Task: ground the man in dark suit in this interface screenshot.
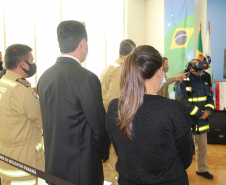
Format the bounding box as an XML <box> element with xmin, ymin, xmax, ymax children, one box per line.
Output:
<box><xmin>37</xmin><ymin>20</ymin><xmax>110</xmax><ymax>185</ymax></box>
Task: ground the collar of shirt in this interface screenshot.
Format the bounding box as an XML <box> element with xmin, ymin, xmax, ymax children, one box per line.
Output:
<box><xmin>6</xmin><ymin>70</ymin><xmax>24</xmax><ymax>80</ymax></box>
<box><xmin>4</xmin><ymin>70</ymin><xmax>31</xmax><ymax>87</ymax></box>
<box><xmin>116</xmin><ymin>57</ymin><xmax>124</xmax><ymax>65</ymax></box>
<box><xmin>59</xmin><ymin>54</ymin><xmax>81</xmax><ymax>65</ymax></box>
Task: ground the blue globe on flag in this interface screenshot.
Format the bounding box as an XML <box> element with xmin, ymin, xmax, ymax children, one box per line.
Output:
<box><xmin>207</xmin><ymin>55</ymin><xmax>211</xmax><ymax>65</ymax></box>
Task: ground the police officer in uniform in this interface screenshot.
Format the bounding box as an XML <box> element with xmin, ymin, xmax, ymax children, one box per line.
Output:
<box><xmin>175</xmin><ymin>59</ymin><xmax>214</xmax><ymax>180</ymax></box>
<box><xmin>0</xmin><ymin>44</ymin><xmax>44</xmax><ymax>185</ymax></box>
<box><xmin>100</xmin><ymin>39</ymin><xmax>136</xmax><ymax>111</ymax></box>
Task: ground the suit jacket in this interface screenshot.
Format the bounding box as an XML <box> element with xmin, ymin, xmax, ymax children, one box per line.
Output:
<box><xmin>37</xmin><ymin>56</ymin><xmax>110</xmax><ymax>185</ymax></box>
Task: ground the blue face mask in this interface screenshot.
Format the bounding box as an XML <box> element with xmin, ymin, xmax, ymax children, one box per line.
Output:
<box><xmin>161</xmin><ymin>74</ymin><xmax>166</xmax><ymax>88</ymax></box>
<box><xmin>158</xmin><ymin>69</ymin><xmax>166</xmax><ymax>92</ymax></box>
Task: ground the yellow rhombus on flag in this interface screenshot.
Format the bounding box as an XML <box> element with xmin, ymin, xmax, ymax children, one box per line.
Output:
<box><xmin>170</xmin><ymin>28</ymin><xmax>194</xmax><ymax>50</ymax></box>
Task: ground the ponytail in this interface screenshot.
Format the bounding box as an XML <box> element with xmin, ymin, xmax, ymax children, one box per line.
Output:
<box><xmin>118</xmin><ymin>53</ymin><xmax>145</xmax><ymax>140</ymax></box>
<box><xmin>117</xmin><ymin>45</ymin><xmax>162</xmax><ymax>140</ymax></box>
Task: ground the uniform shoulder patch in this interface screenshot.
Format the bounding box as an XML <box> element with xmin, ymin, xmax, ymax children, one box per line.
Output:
<box><xmin>32</xmin><ymin>91</ymin><xmax>39</xmax><ymax>99</ymax></box>
<box><xmin>16</xmin><ymin>78</ymin><xmax>31</xmax><ymax>88</ymax></box>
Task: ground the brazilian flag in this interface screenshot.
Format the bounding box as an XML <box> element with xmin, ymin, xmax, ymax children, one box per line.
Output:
<box><xmin>170</xmin><ymin>28</ymin><xmax>194</xmax><ymax>50</ymax></box>
<box><xmin>165</xmin><ymin>0</ymin><xmax>194</xmax><ymax>94</ymax></box>
<box><xmin>196</xmin><ymin>30</ymin><xmax>203</xmax><ymax>57</ymax></box>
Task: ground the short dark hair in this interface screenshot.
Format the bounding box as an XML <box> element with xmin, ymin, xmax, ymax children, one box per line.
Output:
<box><xmin>161</xmin><ymin>57</ymin><xmax>168</xmax><ymax>66</ymax></box>
<box><xmin>119</xmin><ymin>39</ymin><xmax>136</xmax><ymax>56</ymax></box>
<box><xmin>57</xmin><ymin>20</ymin><xmax>87</xmax><ymax>53</ymax></box>
<box><xmin>5</xmin><ymin>44</ymin><xmax>32</xmax><ymax>70</ymax></box>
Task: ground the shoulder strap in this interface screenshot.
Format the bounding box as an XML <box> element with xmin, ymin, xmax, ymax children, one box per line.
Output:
<box><xmin>16</xmin><ymin>78</ymin><xmax>31</xmax><ymax>88</ymax></box>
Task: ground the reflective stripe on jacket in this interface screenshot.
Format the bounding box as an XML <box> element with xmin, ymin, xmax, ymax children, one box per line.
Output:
<box><xmin>11</xmin><ymin>179</ymin><xmax>37</xmax><ymax>185</ymax></box>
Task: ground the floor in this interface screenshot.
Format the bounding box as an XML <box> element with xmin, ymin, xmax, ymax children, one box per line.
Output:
<box><xmin>187</xmin><ymin>144</ymin><xmax>226</xmax><ymax>185</ymax></box>
<box><xmin>38</xmin><ymin>144</ymin><xmax>226</xmax><ymax>185</ymax></box>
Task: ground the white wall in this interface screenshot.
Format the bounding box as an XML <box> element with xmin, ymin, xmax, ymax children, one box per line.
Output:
<box><xmin>145</xmin><ymin>0</ymin><xmax>164</xmax><ymax>55</ymax></box>
<box><xmin>126</xmin><ymin>0</ymin><xmax>164</xmax><ymax>53</ymax></box>
<box><xmin>126</xmin><ymin>0</ymin><xmax>146</xmax><ymax>46</ymax></box>
<box><xmin>194</xmin><ymin>0</ymin><xmax>207</xmax><ymax>56</ymax></box>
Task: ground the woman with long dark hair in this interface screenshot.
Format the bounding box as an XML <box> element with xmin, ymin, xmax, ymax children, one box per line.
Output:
<box><xmin>106</xmin><ymin>45</ymin><xmax>193</xmax><ymax>185</ymax></box>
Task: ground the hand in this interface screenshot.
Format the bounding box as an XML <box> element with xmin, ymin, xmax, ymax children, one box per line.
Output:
<box><xmin>210</xmin><ymin>87</ymin><xmax>214</xmax><ymax>94</ymax></box>
<box><xmin>176</xmin><ymin>72</ymin><xmax>188</xmax><ymax>81</ymax></box>
<box><xmin>211</xmin><ymin>78</ymin><xmax>219</xmax><ymax>83</ymax></box>
<box><xmin>199</xmin><ymin>110</ymin><xmax>210</xmax><ymax>119</ymax></box>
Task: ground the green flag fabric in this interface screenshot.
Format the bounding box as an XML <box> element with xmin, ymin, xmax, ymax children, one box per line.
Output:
<box><xmin>196</xmin><ymin>30</ymin><xmax>203</xmax><ymax>57</ymax></box>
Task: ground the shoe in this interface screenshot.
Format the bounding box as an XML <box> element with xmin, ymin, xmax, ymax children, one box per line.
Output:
<box><xmin>196</xmin><ymin>171</ymin><xmax>214</xmax><ymax>179</ymax></box>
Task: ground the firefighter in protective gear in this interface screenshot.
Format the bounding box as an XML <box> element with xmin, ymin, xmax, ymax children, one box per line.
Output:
<box><xmin>0</xmin><ymin>44</ymin><xmax>44</xmax><ymax>185</ymax></box>
<box><xmin>175</xmin><ymin>59</ymin><xmax>214</xmax><ymax>180</ymax></box>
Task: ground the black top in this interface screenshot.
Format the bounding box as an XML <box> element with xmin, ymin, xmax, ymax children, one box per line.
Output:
<box><xmin>37</xmin><ymin>57</ymin><xmax>110</xmax><ymax>185</ymax></box>
<box><xmin>107</xmin><ymin>95</ymin><xmax>193</xmax><ymax>185</ymax></box>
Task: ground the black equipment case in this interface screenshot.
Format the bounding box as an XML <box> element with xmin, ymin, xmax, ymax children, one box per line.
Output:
<box><xmin>207</xmin><ymin>109</ymin><xmax>226</xmax><ymax>144</ymax></box>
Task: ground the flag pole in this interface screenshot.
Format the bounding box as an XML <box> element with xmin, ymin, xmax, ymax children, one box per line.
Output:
<box><xmin>208</xmin><ymin>21</ymin><xmax>210</xmax><ymax>35</ymax></box>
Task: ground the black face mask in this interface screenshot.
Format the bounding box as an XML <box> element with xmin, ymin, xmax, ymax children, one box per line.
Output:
<box><xmin>21</xmin><ymin>60</ymin><xmax>37</xmax><ymax>77</ymax></box>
